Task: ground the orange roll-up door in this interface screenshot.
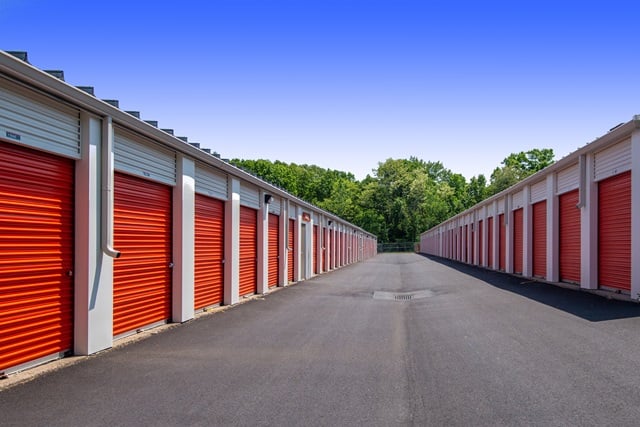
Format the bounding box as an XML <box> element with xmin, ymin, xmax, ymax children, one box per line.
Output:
<box><xmin>194</xmin><ymin>194</ymin><xmax>224</xmax><ymax>310</ymax></box>
<box><xmin>478</xmin><ymin>220</ymin><xmax>484</xmax><ymax>266</ymax></box>
<box><xmin>268</xmin><ymin>213</ymin><xmax>279</xmax><ymax>287</ymax></box>
<box><xmin>322</xmin><ymin>227</ymin><xmax>327</xmax><ymax>271</ymax></box>
<box><xmin>239</xmin><ymin>206</ymin><xmax>257</xmax><ymax>297</ymax></box>
<box><xmin>487</xmin><ymin>217</ymin><xmax>494</xmax><ymax>268</ymax></box>
<box><xmin>513</xmin><ymin>209</ymin><xmax>523</xmax><ymax>274</ymax></box>
<box><xmin>288</xmin><ymin>219</ymin><xmax>295</xmax><ymax>282</ymax></box>
<box><xmin>330</xmin><ymin>229</ymin><xmax>335</xmax><ymax>269</ymax></box>
<box><xmin>598</xmin><ymin>171</ymin><xmax>631</xmax><ymax>291</ymax></box>
<box><xmin>498</xmin><ymin>214</ymin><xmax>506</xmax><ymax>271</ymax></box>
<box><xmin>532</xmin><ymin>201</ymin><xmax>547</xmax><ymax>278</ymax></box>
<box><xmin>559</xmin><ymin>189</ymin><xmax>580</xmax><ymax>284</ymax></box>
<box><xmin>0</xmin><ymin>141</ymin><xmax>74</xmax><ymax>372</ymax></box>
<box><xmin>313</xmin><ymin>225</ymin><xmax>318</xmax><ymax>274</ymax></box>
<box><xmin>113</xmin><ymin>173</ymin><xmax>172</xmax><ymax>336</ymax></box>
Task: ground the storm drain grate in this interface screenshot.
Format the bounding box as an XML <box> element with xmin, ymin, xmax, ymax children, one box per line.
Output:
<box><xmin>373</xmin><ymin>290</ymin><xmax>434</xmax><ymax>301</ymax></box>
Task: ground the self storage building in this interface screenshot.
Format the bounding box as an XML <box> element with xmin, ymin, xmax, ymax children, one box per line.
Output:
<box><xmin>0</xmin><ymin>50</ymin><xmax>378</xmax><ymax>375</ymax></box>
<box><xmin>420</xmin><ymin>115</ymin><xmax>640</xmax><ymax>300</ymax></box>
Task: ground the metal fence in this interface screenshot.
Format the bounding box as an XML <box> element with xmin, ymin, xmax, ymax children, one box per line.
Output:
<box><xmin>377</xmin><ymin>242</ymin><xmax>418</xmax><ymax>253</ymax></box>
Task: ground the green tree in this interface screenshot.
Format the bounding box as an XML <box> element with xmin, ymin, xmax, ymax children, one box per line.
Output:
<box><xmin>487</xmin><ymin>148</ymin><xmax>554</xmax><ymax>195</ymax></box>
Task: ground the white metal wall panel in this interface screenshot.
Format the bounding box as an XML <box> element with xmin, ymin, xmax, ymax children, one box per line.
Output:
<box><xmin>0</xmin><ymin>79</ymin><xmax>80</xmax><ymax>159</ymax></box>
<box><xmin>195</xmin><ymin>163</ymin><xmax>228</xmax><ymax>200</ymax></box>
<box><xmin>556</xmin><ymin>163</ymin><xmax>579</xmax><ymax>195</ymax></box>
<box><xmin>512</xmin><ymin>190</ymin><xmax>524</xmax><ymax>209</ymax></box>
<box><xmin>239</xmin><ymin>183</ymin><xmax>260</xmax><ymax>208</ymax></box>
<box><xmin>289</xmin><ymin>203</ymin><xmax>297</xmax><ymax>219</ymax></box>
<box><xmin>497</xmin><ymin>198</ymin><xmax>505</xmax><ymax>214</ymax></box>
<box><xmin>268</xmin><ymin>196</ymin><xmax>281</xmax><ymax>215</ymax></box>
<box><xmin>487</xmin><ymin>203</ymin><xmax>495</xmax><ymax>217</ymax></box>
<box><xmin>530</xmin><ymin>180</ymin><xmax>547</xmax><ymax>203</ymax></box>
<box><xmin>594</xmin><ymin>139</ymin><xmax>631</xmax><ymax>182</ymax></box>
<box><xmin>114</xmin><ymin>128</ymin><xmax>176</xmax><ymax>185</ymax></box>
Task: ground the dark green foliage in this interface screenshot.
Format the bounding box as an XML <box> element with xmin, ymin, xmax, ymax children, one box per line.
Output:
<box><xmin>230</xmin><ymin>148</ymin><xmax>554</xmax><ymax>243</ymax></box>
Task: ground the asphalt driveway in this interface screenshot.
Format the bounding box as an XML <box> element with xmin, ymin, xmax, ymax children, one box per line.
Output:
<box><xmin>2</xmin><ymin>253</ymin><xmax>640</xmax><ymax>426</ymax></box>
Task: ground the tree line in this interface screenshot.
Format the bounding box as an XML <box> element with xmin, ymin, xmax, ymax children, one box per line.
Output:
<box><xmin>231</xmin><ymin>148</ymin><xmax>554</xmax><ymax>243</ymax></box>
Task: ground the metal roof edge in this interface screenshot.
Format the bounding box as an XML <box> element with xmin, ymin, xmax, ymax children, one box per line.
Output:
<box><xmin>0</xmin><ymin>51</ymin><xmax>375</xmax><ymax>238</ymax></box>
<box><xmin>421</xmin><ymin>116</ymin><xmax>640</xmax><ymax>236</ymax></box>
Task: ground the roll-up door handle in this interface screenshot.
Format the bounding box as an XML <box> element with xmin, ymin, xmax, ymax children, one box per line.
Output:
<box><xmin>67</xmin><ymin>270</ymin><xmax>73</xmax><ymax>277</ymax></box>
<box><xmin>168</xmin><ymin>262</ymin><xmax>174</xmax><ymax>268</ymax></box>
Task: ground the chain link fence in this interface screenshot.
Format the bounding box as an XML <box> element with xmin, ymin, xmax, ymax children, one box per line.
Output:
<box><xmin>377</xmin><ymin>242</ymin><xmax>419</xmax><ymax>253</ymax></box>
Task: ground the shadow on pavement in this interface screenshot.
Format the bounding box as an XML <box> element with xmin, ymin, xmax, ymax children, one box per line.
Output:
<box><xmin>420</xmin><ymin>254</ymin><xmax>640</xmax><ymax>322</ymax></box>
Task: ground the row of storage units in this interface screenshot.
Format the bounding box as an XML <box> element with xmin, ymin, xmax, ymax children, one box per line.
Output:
<box><xmin>420</xmin><ymin>116</ymin><xmax>640</xmax><ymax>300</ymax></box>
<box><xmin>0</xmin><ymin>51</ymin><xmax>378</xmax><ymax>375</ymax></box>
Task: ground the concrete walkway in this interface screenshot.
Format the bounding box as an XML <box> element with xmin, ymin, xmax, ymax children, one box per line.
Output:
<box><xmin>2</xmin><ymin>253</ymin><xmax>640</xmax><ymax>426</ymax></box>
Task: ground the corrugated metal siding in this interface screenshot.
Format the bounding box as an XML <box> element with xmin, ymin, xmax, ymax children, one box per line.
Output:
<box><xmin>289</xmin><ymin>204</ymin><xmax>297</xmax><ymax>220</ymax></box>
<box><xmin>194</xmin><ymin>194</ymin><xmax>225</xmax><ymax>310</ymax></box>
<box><xmin>113</xmin><ymin>173</ymin><xmax>172</xmax><ymax>336</ymax></box>
<box><xmin>556</xmin><ymin>163</ymin><xmax>579</xmax><ymax>195</ymax></box>
<box><xmin>512</xmin><ymin>191</ymin><xmax>524</xmax><ymax>210</ymax></box>
<box><xmin>513</xmin><ymin>208</ymin><xmax>523</xmax><ymax>274</ymax></box>
<box><xmin>195</xmin><ymin>164</ymin><xmax>228</xmax><ymax>201</ymax></box>
<box><xmin>598</xmin><ymin>171</ymin><xmax>631</xmax><ymax>290</ymax></box>
<box><xmin>268</xmin><ymin>213</ymin><xmax>279</xmax><ymax>287</ymax></box>
<box><xmin>497</xmin><ymin>198</ymin><xmax>505</xmax><ymax>215</ymax></box>
<box><xmin>239</xmin><ymin>206</ymin><xmax>257</xmax><ymax>296</ymax></box>
<box><xmin>268</xmin><ymin>197</ymin><xmax>281</xmax><ymax>215</ymax></box>
<box><xmin>0</xmin><ymin>79</ymin><xmax>80</xmax><ymax>159</ymax></box>
<box><xmin>594</xmin><ymin>139</ymin><xmax>631</xmax><ymax>182</ymax></box>
<box><xmin>532</xmin><ymin>201</ymin><xmax>547</xmax><ymax>278</ymax></box>
<box><xmin>114</xmin><ymin>129</ymin><xmax>176</xmax><ymax>186</ymax></box>
<box><xmin>0</xmin><ymin>141</ymin><xmax>74</xmax><ymax>372</ymax></box>
<box><xmin>559</xmin><ymin>189</ymin><xmax>580</xmax><ymax>284</ymax></box>
<box><xmin>239</xmin><ymin>184</ymin><xmax>259</xmax><ymax>209</ymax></box>
<box><xmin>530</xmin><ymin>180</ymin><xmax>547</xmax><ymax>204</ymax></box>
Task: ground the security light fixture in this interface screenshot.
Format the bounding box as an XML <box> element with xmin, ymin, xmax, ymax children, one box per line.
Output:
<box><xmin>264</xmin><ymin>194</ymin><xmax>273</xmax><ymax>204</ymax></box>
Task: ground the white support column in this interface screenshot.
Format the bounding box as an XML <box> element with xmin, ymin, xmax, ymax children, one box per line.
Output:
<box><xmin>279</xmin><ymin>198</ymin><xmax>288</xmax><ymax>286</ymax></box>
<box><xmin>172</xmin><ymin>155</ymin><xmax>195</xmax><ymax>323</ymax></box>
<box><xmin>581</xmin><ymin>153</ymin><xmax>598</xmax><ymax>290</ymax></box>
<box><xmin>547</xmin><ymin>174</ymin><xmax>559</xmax><ymax>282</ymax></box>
<box><xmin>505</xmin><ymin>196</ymin><xmax>513</xmax><ymax>273</ymax></box>
<box><xmin>257</xmin><ymin>191</ymin><xmax>269</xmax><ymax>294</ymax></box>
<box><xmin>631</xmin><ymin>129</ymin><xmax>640</xmax><ymax>300</ymax></box>
<box><xmin>224</xmin><ymin>178</ymin><xmax>240</xmax><ymax>304</ymax></box>
<box><xmin>523</xmin><ymin>186</ymin><xmax>532</xmax><ymax>278</ymax></box>
<box><xmin>75</xmin><ymin>113</ymin><xmax>113</xmax><ymax>355</ymax></box>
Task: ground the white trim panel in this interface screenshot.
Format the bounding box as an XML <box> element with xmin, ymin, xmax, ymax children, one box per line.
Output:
<box><xmin>0</xmin><ymin>78</ymin><xmax>80</xmax><ymax>159</ymax></box>
<box><xmin>512</xmin><ymin>190</ymin><xmax>524</xmax><ymax>210</ymax></box>
<box><xmin>195</xmin><ymin>162</ymin><xmax>228</xmax><ymax>200</ymax></box>
<box><xmin>530</xmin><ymin>180</ymin><xmax>546</xmax><ymax>203</ymax></box>
<box><xmin>594</xmin><ymin>138</ymin><xmax>631</xmax><ymax>182</ymax></box>
<box><xmin>556</xmin><ymin>163</ymin><xmax>579</xmax><ymax>195</ymax></box>
<box><xmin>114</xmin><ymin>127</ymin><xmax>177</xmax><ymax>185</ymax></box>
<box><xmin>239</xmin><ymin>182</ymin><xmax>260</xmax><ymax>208</ymax></box>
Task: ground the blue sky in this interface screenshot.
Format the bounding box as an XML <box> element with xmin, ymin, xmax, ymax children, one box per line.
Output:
<box><xmin>2</xmin><ymin>0</ymin><xmax>639</xmax><ymax>180</ymax></box>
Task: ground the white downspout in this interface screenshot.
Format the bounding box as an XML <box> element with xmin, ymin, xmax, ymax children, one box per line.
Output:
<box><xmin>101</xmin><ymin>116</ymin><xmax>121</xmax><ymax>258</ymax></box>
